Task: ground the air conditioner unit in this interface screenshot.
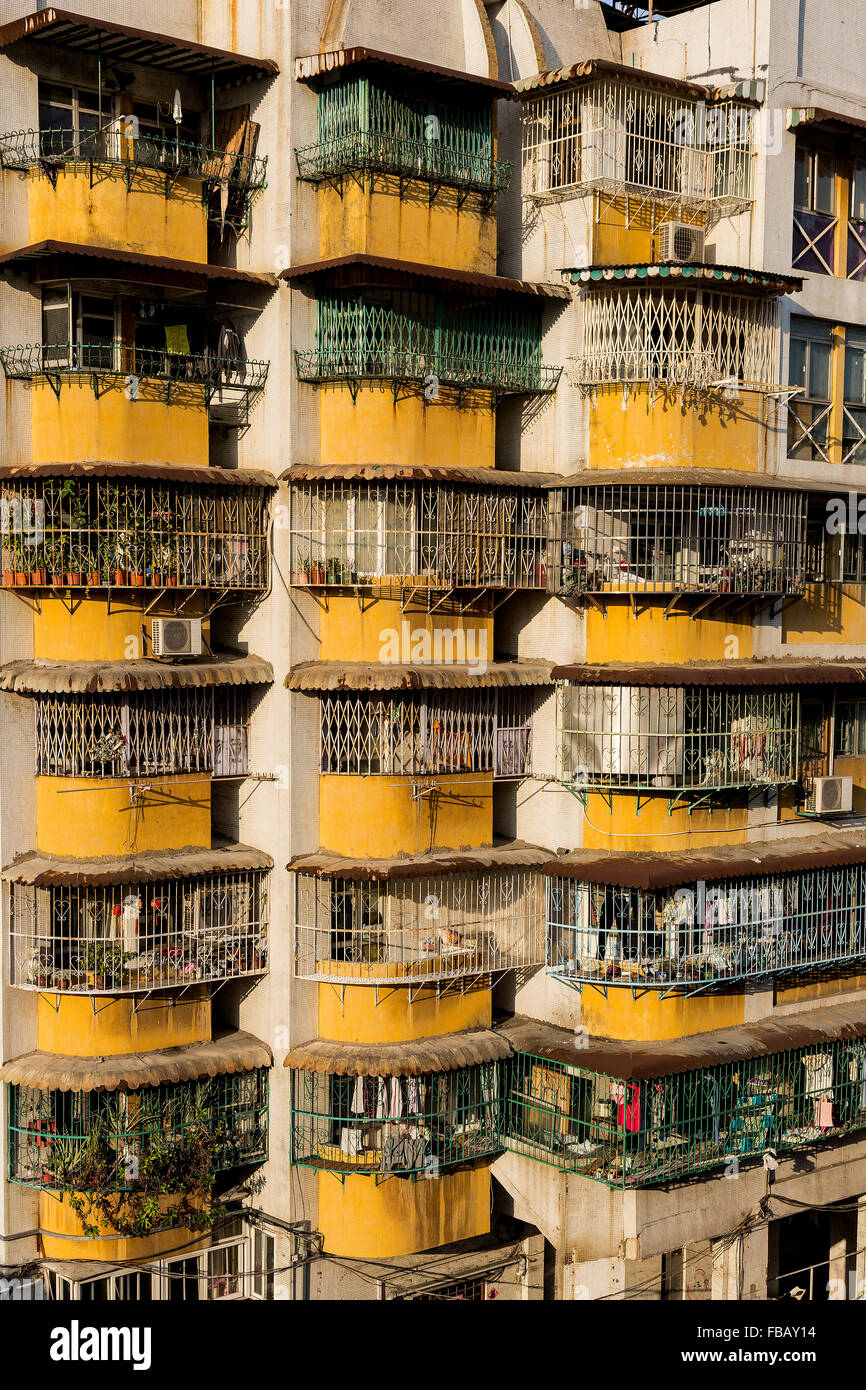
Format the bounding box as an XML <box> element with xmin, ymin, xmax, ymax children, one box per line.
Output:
<box><xmin>810</xmin><ymin>775</ymin><xmax>854</xmax><ymax>815</ymax></box>
<box><xmin>151</xmin><ymin>617</ymin><xmax>203</xmax><ymax>658</ymax></box>
<box><xmin>658</xmin><ymin>221</ymin><xmax>706</xmax><ymax>264</ymax></box>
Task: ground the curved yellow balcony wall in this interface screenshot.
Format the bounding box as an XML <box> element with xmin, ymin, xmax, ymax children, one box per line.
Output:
<box><xmin>831</xmin><ymin>757</ymin><xmax>866</xmax><ymax>812</ymax></box>
<box><xmin>37</xmin><ymin>991</ymin><xmax>211</xmax><ymax>1057</ymax></box>
<box><xmin>782</xmin><ymin>584</ymin><xmax>864</xmax><ymax>645</ymax></box>
<box><xmin>317</xmin><ymin>600</ymin><xmax>492</xmax><ymax>664</ymax></box>
<box><xmin>36</xmin><ymin>775</ymin><xmax>211</xmax><ymax>857</ymax></box>
<box><xmin>316</xmin><ymin>1163</ymin><xmax>490</xmax><ymax>1258</ymax></box>
<box><xmin>33</xmin><ymin>596</ymin><xmax>210</xmax><ymax>662</ymax></box>
<box><xmin>581</xmin><ymin>793</ymin><xmax>749</xmax><ymax>852</ymax></box>
<box><xmin>27</xmin><ymin>166</ymin><xmax>207</xmax><ymax>261</ymax></box>
<box><xmin>318</xmin><ymin>981</ymin><xmax>491</xmax><ymax>1044</ymax></box>
<box><xmin>319</xmin><ymin>773</ymin><xmax>493</xmax><ymax>858</ymax></box>
<box><xmin>317</xmin><ymin>181</ymin><xmax>496</xmax><ymax>273</ymax></box>
<box><xmin>39</xmin><ymin>1191</ymin><xmax>208</xmax><ymax>1263</ymax></box>
<box><xmin>585</xmin><ymin>604</ymin><xmax>755</xmax><ymax>664</ymax></box>
<box><xmin>579</xmin><ymin>984</ymin><xmax>747</xmax><ymax>1042</ymax></box>
<box><xmin>28</xmin><ymin>378</ymin><xmax>208</xmax><ymax>468</ymax></box>
<box><xmin>316</xmin><ymin>385</ymin><xmax>495</xmax><ymax>469</ymax></box>
<box><xmin>587</xmin><ymin>385</ymin><xmax>776</xmax><ymax>472</ymax></box>
<box><xmin>777</xmin><ymin>968</ymin><xmax>866</xmax><ymax>1008</ymax></box>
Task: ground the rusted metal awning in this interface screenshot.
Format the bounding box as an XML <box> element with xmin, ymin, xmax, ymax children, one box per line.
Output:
<box><xmin>514</xmin><ymin>57</ymin><xmax>753</xmax><ymax>103</ymax></box>
<box><xmin>0</xmin><ymin>9</ymin><xmax>278</xmax><ymax>84</ymax></box>
<box><xmin>0</xmin><ymin>1031</ymin><xmax>273</xmax><ymax>1092</ymax></box>
<box><xmin>285</xmin><ymin>1029</ymin><xmax>511</xmax><ymax>1076</ymax></box>
<box><xmin>497</xmin><ymin>1003</ymin><xmax>866</xmax><ymax>1080</ymax></box>
<box><xmin>0</xmin><ymin>462</ymin><xmax>276</xmax><ymax>488</ymax></box>
<box><xmin>280</xmin><ymin>254</ymin><xmax>570</xmax><ymax>301</ymax></box>
<box><xmin>0</xmin><ymin>242</ymin><xmax>276</xmax><ymax>290</ymax></box>
<box><xmin>287</xmin><ymin>660</ymin><xmax>554</xmax><ymax>692</ymax></box>
<box><xmin>551</xmin><ymin>659</ymin><xmax>866</xmax><ymax>688</ymax></box>
<box><xmin>544</xmin><ymin>831</ymin><xmax>866</xmax><ymax>890</ymax></box>
<box><xmin>567</xmin><ymin>263</ymin><xmax>802</xmax><ymax>294</ymax></box>
<box><xmin>295</xmin><ymin>48</ymin><xmax>512</xmax><ymax>96</ymax></box>
<box><xmin>0</xmin><ymin>653</ymin><xmax>273</xmax><ymax>695</ymax></box>
<box><xmin>2</xmin><ymin>842</ymin><xmax>273</xmax><ymax>888</ymax></box>
<box><xmin>281</xmin><ymin>463</ymin><xmax>560</xmax><ymax>488</ymax></box>
<box><xmin>787</xmin><ymin>106</ymin><xmax>866</xmax><ymax>136</ymax></box>
<box><xmin>289</xmin><ymin>840</ymin><xmax>552</xmax><ymax>881</ymax></box>
<box><xmin>554</xmin><ymin>466</ymin><xmax>845</xmax><ymax>495</ymax></box>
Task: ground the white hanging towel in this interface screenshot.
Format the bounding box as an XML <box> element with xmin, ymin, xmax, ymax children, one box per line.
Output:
<box><xmin>389</xmin><ymin>1077</ymin><xmax>404</xmax><ymax>1119</ymax></box>
<box><xmin>350</xmin><ymin>1075</ymin><xmax>365</xmax><ymax>1116</ymax></box>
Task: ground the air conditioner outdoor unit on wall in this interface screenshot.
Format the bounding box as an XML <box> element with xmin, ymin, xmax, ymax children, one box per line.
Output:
<box><xmin>810</xmin><ymin>775</ymin><xmax>854</xmax><ymax>815</ymax></box>
<box><xmin>151</xmin><ymin>617</ymin><xmax>203</xmax><ymax>658</ymax></box>
<box><xmin>658</xmin><ymin>221</ymin><xmax>706</xmax><ymax>264</ymax></box>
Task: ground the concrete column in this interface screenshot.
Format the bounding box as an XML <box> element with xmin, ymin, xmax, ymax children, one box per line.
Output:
<box><xmin>828</xmin><ymin>1211</ymin><xmax>855</xmax><ymax>1300</ymax></box>
<box><xmin>711</xmin><ymin>1222</ymin><xmax>769</xmax><ymax>1301</ymax></box>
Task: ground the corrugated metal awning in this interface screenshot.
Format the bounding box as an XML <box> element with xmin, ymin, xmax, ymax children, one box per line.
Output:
<box><xmin>281</xmin><ymin>463</ymin><xmax>560</xmax><ymax>488</ymax></box>
<box><xmin>0</xmin><ymin>1031</ymin><xmax>273</xmax><ymax>1092</ymax></box>
<box><xmin>515</xmin><ymin>57</ymin><xmax>719</xmax><ymax>101</ymax></box>
<box><xmin>0</xmin><ymin>9</ymin><xmax>278</xmax><ymax>84</ymax></box>
<box><xmin>285</xmin><ymin>1028</ymin><xmax>511</xmax><ymax>1075</ymax></box>
<box><xmin>544</xmin><ymin>831</ymin><xmax>866</xmax><ymax>890</ymax></box>
<box><xmin>554</xmin><ymin>466</ymin><xmax>847</xmax><ymax>495</ymax></box>
<box><xmin>289</xmin><ymin>840</ymin><xmax>552</xmax><ymax>881</ymax></box>
<box><xmin>551</xmin><ymin>659</ymin><xmax>866</xmax><ymax>688</ymax></box>
<box><xmin>280</xmin><ymin>254</ymin><xmax>570</xmax><ymax>300</ymax></box>
<box><xmin>0</xmin><ymin>653</ymin><xmax>273</xmax><ymax>695</ymax></box>
<box><xmin>295</xmin><ymin>47</ymin><xmax>512</xmax><ymax>96</ymax></box>
<box><xmin>2</xmin><ymin>842</ymin><xmax>273</xmax><ymax>888</ymax></box>
<box><xmin>287</xmin><ymin>660</ymin><xmax>554</xmax><ymax>692</ymax></box>
<box><xmin>0</xmin><ymin>462</ymin><xmax>276</xmax><ymax>488</ymax></box>
<box><xmin>0</xmin><ymin>242</ymin><xmax>276</xmax><ymax>289</ymax></box>
<box><xmin>787</xmin><ymin>106</ymin><xmax>866</xmax><ymax>135</ymax></box>
<box><xmin>566</xmin><ymin>263</ymin><xmax>801</xmax><ymax>294</ymax></box>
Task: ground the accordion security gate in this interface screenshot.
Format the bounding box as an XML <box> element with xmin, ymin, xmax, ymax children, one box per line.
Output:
<box><xmin>547</xmin><ymin>863</ymin><xmax>866</xmax><ymax>991</ymax></box>
<box><xmin>10</xmin><ymin>870</ymin><xmax>269</xmax><ymax>994</ymax></box>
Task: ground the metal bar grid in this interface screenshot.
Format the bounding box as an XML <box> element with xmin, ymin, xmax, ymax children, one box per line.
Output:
<box><xmin>503</xmin><ymin>1039</ymin><xmax>866</xmax><ymax>1187</ymax></box>
<box><xmin>293</xmin><ymin>866</ymin><xmax>545</xmax><ymax>984</ymax></box>
<box><xmin>556</xmin><ymin>683</ymin><xmax>799</xmax><ymax>792</ymax></box>
<box><xmin>10</xmin><ymin>869</ymin><xmax>269</xmax><ymax>994</ymax></box>
<box><xmin>547</xmin><ymin>862</ymin><xmax>866</xmax><ymax>989</ymax></box>
<box><xmin>0</xmin><ymin>476</ymin><xmax>269</xmax><ymax>590</ymax></box>
<box><xmin>7</xmin><ymin>1072</ymin><xmax>269</xmax><ymax>1189</ymax></box>
<box><xmin>573</xmin><ymin>285</ymin><xmax>779</xmax><ymax>387</ymax></box>
<box><xmin>290</xmin><ymin>479</ymin><xmax>548</xmax><ymax>589</ymax></box>
<box><xmin>290</xmin><ymin>1064</ymin><xmax>501</xmax><ymax>1175</ymax></box>
<box><xmin>34</xmin><ymin>687</ymin><xmax>251</xmax><ymax>779</ymax></box>
<box><xmin>552</xmin><ymin>482</ymin><xmax>808</xmax><ymax>597</ymax></box>
<box><xmin>319</xmin><ymin>689</ymin><xmax>533</xmax><ymax>778</ymax></box>
<box><xmin>521</xmin><ymin>80</ymin><xmax>754</xmax><ymax>215</ymax></box>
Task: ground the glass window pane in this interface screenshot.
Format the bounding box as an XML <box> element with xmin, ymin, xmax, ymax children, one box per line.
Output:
<box><xmin>789</xmin><ymin>337</ymin><xmax>807</xmax><ymax>391</ymax></box>
<box><xmin>814</xmin><ymin>152</ymin><xmax>837</xmax><ymax>213</ymax></box>
<box><xmin>808</xmin><ymin>341</ymin><xmax>832</xmax><ymax>400</ymax></box>
<box><xmin>852</xmin><ymin>164</ymin><xmax>866</xmax><ymax>222</ymax></box>
<box><xmin>845</xmin><ymin>344</ymin><xmax>866</xmax><ymax>404</ymax></box>
<box><xmin>794</xmin><ymin>146</ymin><xmax>810</xmax><ymax>209</ymax></box>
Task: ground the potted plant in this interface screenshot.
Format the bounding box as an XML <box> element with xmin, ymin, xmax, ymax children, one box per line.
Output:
<box><xmin>85</xmin><ymin>546</ymin><xmax>100</xmax><ymax>588</ymax></box>
<box><xmin>311</xmin><ymin>557</ymin><xmax>326</xmax><ymax>585</ymax></box>
<box><xmin>43</xmin><ymin>537</ymin><xmax>66</xmax><ymax>587</ymax></box>
<box><xmin>12</xmin><ymin>539</ymin><xmax>28</xmax><ymax>587</ymax></box>
<box><xmin>295</xmin><ymin>551</ymin><xmax>311</xmax><ymax>586</ymax></box>
<box><xmin>113</xmin><ymin>530</ymin><xmax>132</xmax><ymax>586</ymax></box>
<box><xmin>29</xmin><ymin>544</ymin><xmax>46</xmax><ymax>587</ymax></box>
<box><xmin>66</xmin><ymin>542</ymin><xmax>83</xmax><ymax>587</ymax></box>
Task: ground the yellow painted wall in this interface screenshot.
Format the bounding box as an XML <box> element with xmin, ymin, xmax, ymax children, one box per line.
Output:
<box><xmin>317</xmin><ymin>385</ymin><xmax>495</xmax><ymax>469</ymax></box>
<box><xmin>27</xmin><ymin>166</ymin><xmax>206</xmax><ymax>261</ymax></box>
<box><xmin>591</xmin><ymin>196</ymin><xmax>705</xmax><ymax>266</ymax></box>
<box><xmin>588</xmin><ymin>385</ymin><xmax>775</xmax><ymax>472</ymax></box>
<box><xmin>830</xmin><ymin>756</ymin><xmax>866</xmax><ymax>812</ymax></box>
<box><xmin>37</xmin><ymin>991</ymin><xmax>211</xmax><ymax>1055</ymax></box>
<box><xmin>318</xmin><ymin>180</ymin><xmax>496</xmax><ymax>273</ymax></box>
<box><xmin>581</xmin><ymin>792</ymin><xmax>749</xmax><ymax>852</ymax></box>
<box><xmin>782</xmin><ymin>584</ymin><xmax>864</xmax><ymax>644</ymax></box>
<box><xmin>29</xmin><ymin>380</ymin><xmax>208</xmax><ymax>468</ymax></box>
<box><xmin>316</xmin><ymin>1163</ymin><xmax>490</xmax><ymax>1258</ymax></box>
<box><xmin>36</xmin><ymin>775</ymin><xmax>211</xmax><ymax>857</ymax></box>
<box><xmin>39</xmin><ymin>1191</ymin><xmax>207</xmax><ymax>1262</ymax></box>
<box><xmin>33</xmin><ymin>596</ymin><xmax>209</xmax><ymax>661</ymax></box>
<box><xmin>580</xmin><ymin>984</ymin><xmax>747</xmax><ymax>1041</ymax></box>
<box><xmin>318</xmin><ymin>601</ymin><xmax>492</xmax><ymax>664</ymax></box>
<box><xmin>318</xmin><ymin>981</ymin><xmax>490</xmax><ymax>1043</ymax></box>
<box><xmin>585</xmin><ymin>603</ymin><xmax>755</xmax><ymax>664</ymax></box>
<box><xmin>776</xmin><ymin>968</ymin><xmax>866</xmax><ymax>1006</ymax></box>
<box><xmin>319</xmin><ymin>773</ymin><xmax>493</xmax><ymax>858</ymax></box>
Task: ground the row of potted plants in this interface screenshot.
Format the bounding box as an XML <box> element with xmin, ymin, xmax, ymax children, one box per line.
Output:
<box><xmin>2</xmin><ymin>537</ymin><xmax>181</xmax><ymax>587</ymax></box>
<box><xmin>294</xmin><ymin>553</ymin><xmax>359</xmax><ymax>585</ymax></box>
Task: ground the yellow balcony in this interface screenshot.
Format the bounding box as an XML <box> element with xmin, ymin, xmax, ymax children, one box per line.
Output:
<box><xmin>316</xmin><ymin>1164</ymin><xmax>491</xmax><ymax>1258</ymax></box>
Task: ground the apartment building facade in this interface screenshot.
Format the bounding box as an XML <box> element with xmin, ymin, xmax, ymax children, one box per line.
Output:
<box><xmin>1</xmin><ymin>0</ymin><xmax>865</xmax><ymax>1303</ymax></box>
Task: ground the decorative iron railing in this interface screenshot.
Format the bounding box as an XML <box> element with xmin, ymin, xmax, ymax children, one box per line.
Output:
<box><xmin>0</xmin><ymin>475</ymin><xmax>269</xmax><ymax>590</ymax></box>
<box><xmin>8</xmin><ymin>1073</ymin><xmax>269</xmax><ymax>1189</ymax></box>
<box><xmin>10</xmin><ymin>870</ymin><xmax>269</xmax><ymax>994</ymax></box>
<box><xmin>296</xmin><ymin>131</ymin><xmax>510</xmax><ymax>194</ymax></box>
<box><xmin>296</xmin><ymin>348</ymin><xmax>561</xmax><ymax>396</ymax></box>
<box><xmin>290</xmin><ymin>1064</ymin><xmax>501</xmax><ymax>1175</ymax></box>
<box><xmin>294</xmin><ymin>867</ymin><xmax>544</xmax><ymax>984</ymax></box>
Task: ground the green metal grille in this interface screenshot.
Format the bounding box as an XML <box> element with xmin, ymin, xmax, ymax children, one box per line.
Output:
<box><xmin>7</xmin><ymin>1073</ymin><xmax>269</xmax><ymax>1190</ymax></box>
<box><xmin>295</xmin><ymin>76</ymin><xmax>509</xmax><ymax>196</ymax></box>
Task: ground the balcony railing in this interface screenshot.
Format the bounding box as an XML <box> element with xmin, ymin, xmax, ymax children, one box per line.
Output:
<box><xmin>8</xmin><ymin>1073</ymin><xmax>268</xmax><ymax>1190</ymax></box>
<box><xmin>296</xmin><ymin>131</ymin><xmax>510</xmax><ymax>196</ymax></box>
<box><xmin>0</xmin><ymin>475</ymin><xmax>270</xmax><ymax>590</ymax></box>
<box><xmin>11</xmin><ymin>871</ymin><xmax>269</xmax><ymax>994</ymax></box>
<box><xmin>294</xmin><ymin>866</ymin><xmax>544</xmax><ymax>985</ymax></box>
<box><xmin>291</xmin><ymin>1064</ymin><xmax>501</xmax><ymax>1175</ymax></box>
<box><xmin>296</xmin><ymin>348</ymin><xmax>561</xmax><ymax>397</ymax></box>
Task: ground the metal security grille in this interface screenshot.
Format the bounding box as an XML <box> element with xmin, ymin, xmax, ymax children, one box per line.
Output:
<box><xmin>521</xmin><ymin>80</ymin><xmax>753</xmax><ymax>215</ymax></box>
<box><xmin>294</xmin><ymin>866</ymin><xmax>545</xmax><ymax>984</ymax></box>
<box><xmin>296</xmin><ymin>290</ymin><xmax>559</xmax><ymax>396</ymax></box>
<box><xmin>295</xmin><ymin>76</ymin><xmax>509</xmax><ymax>196</ymax></box>
<box><xmin>551</xmin><ymin>482</ymin><xmax>808</xmax><ymax>597</ymax></box>
<box><xmin>290</xmin><ymin>1064</ymin><xmax>501</xmax><ymax>1175</ymax></box>
<box><xmin>290</xmin><ymin>479</ymin><xmax>549</xmax><ymax>589</ymax></box>
<box><xmin>557</xmin><ymin>683</ymin><xmax>799</xmax><ymax>792</ymax></box>
<box><xmin>503</xmin><ymin>1039</ymin><xmax>866</xmax><ymax>1187</ymax></box>
<box><xmin>34</xmin><ymin>688</ymin><xmax>250</xmax><ymax>778</ymax></box>
<box><xmin>7</xmin><ymin>1073</ymin><xmax>269</xmax><ymax>1189</ymax></box>
<box><xmin>573</xmin><ymin>286</ymin><xmax>779</xmax><ymax>388</ymax></box>
<box><xmin>0</xmin><ymin>476</ymin><xmax>269</xmax><ymax>590</ymax></box>
<box><xmin>547</xmin><ymin>863</ymin><xmax>866</xmax><ymax>990</ymax></box>
<box><xmin>320</xmin><ymin>690</ymin><xmax>533</xmax><ymax>777</ymax></box>
<box><xmin>10</xmin><ymin>870</ymin><xmax>269</xmax><ymax>994</ymax></box>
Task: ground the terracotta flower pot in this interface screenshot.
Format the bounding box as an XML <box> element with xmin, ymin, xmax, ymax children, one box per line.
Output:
<box><xmin>66</xmin><ymin>572</ymin><xmax>82</xmax><ymax>586</ymax></box>
<box><xmin>87</xmin><ymin>572</ymin><xmax>100</xmax><ymax>587</ymax></box>
<box><xmin>114</xmin><ymin>568</ymin><xmax>127</xmax><ymax>586</ymax></box>
<box><xmin>30</xmin><ymin>569</ymin><xmax>46</xmax><ymax>586</ymax></box>
<box><xmin>129</xmin><ymin>572</ymin><xmax>145</xmax><ymax>587</ymax></box>
<box><xmin>50</xmin><ymin>573</ymin><xmax>63</xmax><ymax>586</ymax></box>
<box><xmin>3</xmin><ymin>570</ymin><xmax>13</xmax><ymax>587</ymax></box>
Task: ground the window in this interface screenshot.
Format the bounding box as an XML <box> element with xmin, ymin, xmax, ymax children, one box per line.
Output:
<box><xmin>788</xmin><ymin>317</ymin><xmax>833</xmax><ymax>460</ymax></box>
<box><xmin>793</xmin><ymin>145</ymin><xmax>837</xmax><ymax>274</ymax></box>
<box><xmin>844</xmin><ymin>331</ymin><xmax>866</xmax><ymax>464</ymax></box>
<box><xmin>835</xmin><ymin>701</ymin><xmax>866</xmax><ymax>756</ymax></box>
<box><xmin>41</xmin><ymin>289</ymin><xmax>116</xmax><ymax>372</ymax></box>
<box><xmin>251</xmin><ymin>1230</ymin><xmax>275</xmax><ymax>1301</ymax></box>
<box><xmin>38</xmin><ymin>81</ymin><xmax>104</xmax><ymax>158</ymax></box>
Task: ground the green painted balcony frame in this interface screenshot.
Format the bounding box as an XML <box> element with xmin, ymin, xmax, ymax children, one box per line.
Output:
<box><xmin>295</xmin><ymin>73</ymin><xmax>510</xmax><ymax>205</ymax></box>
<box><xmin>503</xmin><ymin>1040</ymin><xmax>866</xmax><ymax>1188</ymax></box>
<box><xmin>290</xmin><ymin>1063</ymin><xmax>502</xmax><ymax>1176</ymax></box>
<box><xmin>7</xmin><ymin>1072</ymin><xmax>269</xmax><ymax>1190</ymax></box>
<box><xmin>297</xmin><ymin>288</ymin><xmax>561</xmax><ymax>400</ymax></box>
